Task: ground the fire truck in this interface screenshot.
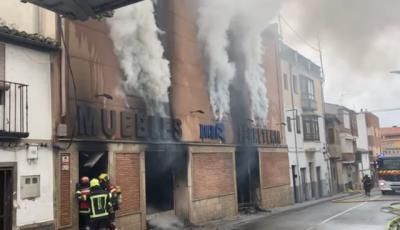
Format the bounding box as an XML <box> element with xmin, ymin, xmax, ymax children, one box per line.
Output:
<box><xmin>377</xmin><ymin>154</ymin><xmax>400</xmax><ymax>195</ymax></box>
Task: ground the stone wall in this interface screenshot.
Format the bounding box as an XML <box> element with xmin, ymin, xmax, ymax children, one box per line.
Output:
<box><xmin>191</xmin><ymin>195</ymin><xmax>236</xmax><ymax>224</ymax></box>
<box><xmin>261</xmin><ymin>185</ymin><xmax>292</xmax><ymax>208</ymax></box>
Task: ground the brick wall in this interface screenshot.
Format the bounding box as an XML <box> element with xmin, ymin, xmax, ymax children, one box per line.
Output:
<box><xmin>192</xmin><ymin>153</ymin><xmax>234</xmax><ymax>200</ymax></box>
<box><xmin>60</xmin><ymin>153</ymin><xmax>71</xmax><ymax>226</ymax></box>
<box><xmin>261</xmin><ymin>152</ymin><xmax>290</xmax><ymax>188</ymax></box>
<box><xmin>116</xmin><ymin>153</ymin><xmax>140</xmax><ymax>215</ymax></box>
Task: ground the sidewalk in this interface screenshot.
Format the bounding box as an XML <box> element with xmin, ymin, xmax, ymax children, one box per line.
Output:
<box><xmin>192</xmin><ymin>192</ymin><xmax>355</xmax><ymax>230</ymax></box>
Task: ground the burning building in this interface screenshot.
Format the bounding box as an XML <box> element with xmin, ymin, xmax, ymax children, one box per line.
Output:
<box><xmin>50</xmin><ymin>0</ymin><xmax>292</xmax><ymax>229</ymax></box>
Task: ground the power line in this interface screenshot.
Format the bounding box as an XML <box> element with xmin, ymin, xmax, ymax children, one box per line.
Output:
<box><xmin>368</xmin><ymin>108</ymin><xmax>400</xmax><ymax>113</ymax></box>
<box><xmin>279</xmin><ymin>15</ymin><xmax>320</xmax><ymax>52</ymax></box>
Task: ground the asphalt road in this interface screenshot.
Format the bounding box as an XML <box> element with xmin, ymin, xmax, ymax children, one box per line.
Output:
<box><xmin>238</xmin><ymin>192</ymin><xmax>400</xmax><ymax>230</ymax></box>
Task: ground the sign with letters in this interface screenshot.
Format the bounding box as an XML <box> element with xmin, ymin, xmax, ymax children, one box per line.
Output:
<box><xmin>76</xmin><ymin>104</ymin><xmax>182</xmax><ymax>141</ymax></box>
<box><xmin>199</xmin><ymin>123</ymin><xmax>225</xmax><ymax>143</ymax></box>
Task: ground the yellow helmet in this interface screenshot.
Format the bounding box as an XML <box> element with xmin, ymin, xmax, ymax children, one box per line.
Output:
<box><xmin>99</xmin><ymin>173</ymin><xmax>109</xmax><ymax>182</ymax></box>
<box><xmin>90</xmin><ymin>178</ymin><xmax>100</xmax><ymax>188</ymax></box>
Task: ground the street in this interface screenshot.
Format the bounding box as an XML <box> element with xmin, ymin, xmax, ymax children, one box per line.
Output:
<box><xmin>238</xmin><ymin>192</ymin><xmax>400</xmax><ymax>230</ymax></box>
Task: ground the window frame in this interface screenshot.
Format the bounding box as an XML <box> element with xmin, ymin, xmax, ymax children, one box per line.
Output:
<box><xmin>303</xmin><ymin>115</ymin><xmax>320</xmax><ymax>141</ymax></box>
<box><xmin>287</xmin><ymin>116</ymin><xmax>292</xmax><ymax>132</ymax></box>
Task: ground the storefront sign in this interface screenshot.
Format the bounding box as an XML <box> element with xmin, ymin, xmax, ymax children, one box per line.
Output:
<box><xmin>77</xmin><ymin>104</ymin><xmax>182</xmax><ymax>141</ymax></box>
<box><xmin>200</xmin><ymin>123</ymin><xmax>225</xmax><ymax>143</ymax></box>
<box><xmin>61</xmin><ymin>153</ymin><xmax>70</xmax><ymax>171</ymax></box>
<box><xmin>237</xmin><ymin>126</ymin><xmax>281</xmax><ymax>145</ymax></box>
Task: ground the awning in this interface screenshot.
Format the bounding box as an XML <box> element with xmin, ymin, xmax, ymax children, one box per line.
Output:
<box><xmin>21</xmin><ymin>0</ymin><xmax>145</xmax><ymax>20</ymax></box>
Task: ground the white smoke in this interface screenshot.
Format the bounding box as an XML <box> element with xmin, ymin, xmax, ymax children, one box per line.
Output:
<box><xmin>108</xmin><ymin>0</ymin><xmax>171</xmax><ymax>116</ymax></box>
<box><xmin>197</xmin><ymin>0</ymin><xmax>237</xmax><ymax>121</ymax></box>
<box><xmin>197</xmin><ymin>0</ymin><xmax>282</xmax><ymax>123</ymax></box>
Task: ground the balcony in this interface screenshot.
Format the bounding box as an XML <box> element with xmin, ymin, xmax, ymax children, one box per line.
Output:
<box><xmin>0</xmin><ymin>81</ymin><xmax>29</xmax><ymax>139</ymax></box>
<box><xmin>21</xmin><ymin>0</ymin><xmax>144</xmax><ymax>20</ymax></box>
<box><xmin>302</xmin><ymin>94</ymin><xmax>317</xmax><ymax>112</ymax></box>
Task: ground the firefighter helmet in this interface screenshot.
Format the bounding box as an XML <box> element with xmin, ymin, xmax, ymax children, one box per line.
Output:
<box><xmin>90</xmin><ymin>178</ymin><xmax>100</xmax><ymax>188</ymax></box>
<box><xmin>99</xmin><ymin>173</ymin><xmax>109</xmax><ymax>182</ymax></box>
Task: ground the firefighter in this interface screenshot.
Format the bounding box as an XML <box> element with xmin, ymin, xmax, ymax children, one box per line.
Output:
<box><xmin>76</xmin><ymin>176</ymin><xmax>91</xmax><ymax>230</ymax></box>
<box><xmin>99</xmin><ymin>173</ymin><xmax>122</xmax><ymax>230</ymax></box>
<box><xmin>89</xmin><ymin>178</ymin><xmax>112</xmax><ymax>230</ymax></box>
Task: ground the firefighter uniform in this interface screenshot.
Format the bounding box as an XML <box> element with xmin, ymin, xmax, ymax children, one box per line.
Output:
<box><xmin>99</xmin><ymin>173</ymin><xmax>122</xmax><ymax>230</ymax></box>
<box><xmin>76</xmin><ymin>176</ymin><xmax>91</xmax><ymax>230</ymax></box>
<box><xmin>89</xmin><ymin>178</ymin><xmax>112</xmax><ymax>230</ymax></box>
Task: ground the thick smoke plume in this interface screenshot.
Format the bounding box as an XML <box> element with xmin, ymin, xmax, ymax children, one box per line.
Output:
<box><xmin>197</xmin><ymin>0</ymin><xmax>282</xmax><ymax>123</ymax></box>
<box><xmin>108</xmin><ymin>0</ymin><xmax>171</xmax><ymax>116</ymax></box>
<box><xmin>197</xmin><ymin>0</ymin><xmax>236</xmax><ymax>121</ymax></box>
<box><xmin>284</xmin><ymin>0</ymin><xmax>400</xmax><ymax>72</ymax></box>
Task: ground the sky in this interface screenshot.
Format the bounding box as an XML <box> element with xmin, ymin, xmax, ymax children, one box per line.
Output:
<box><xmin>279</xmin><ymin>0</ymin><xmax>400</xmax><ymax>127</ymax></box>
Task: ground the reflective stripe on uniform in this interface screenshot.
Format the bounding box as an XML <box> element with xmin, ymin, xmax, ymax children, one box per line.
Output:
<box><xmin>90</xmin><ymin>194</ymin><xmax>109</xmax><ymax>218</ymax></box>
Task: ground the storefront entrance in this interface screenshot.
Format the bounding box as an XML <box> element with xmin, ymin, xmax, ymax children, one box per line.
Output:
<box><xmin>145</xmin><ymin>149</ymin><xmax>186</xmax><ymax>215</ymax></box>
<box><xmin>0</xmin><ymin>167</ymin><xmax>14</xmax><ymax>230</ymax></box>
<box><xmin>235</xmin><ymin>147</ymin><xmax>260</xmax><ymax>209</ymax></box>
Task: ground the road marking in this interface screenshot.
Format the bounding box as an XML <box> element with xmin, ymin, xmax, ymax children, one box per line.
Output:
<box><xmin>305</xmin><ymin>195</ymin><xmax>381</xmax><ymax>230</ymax></box>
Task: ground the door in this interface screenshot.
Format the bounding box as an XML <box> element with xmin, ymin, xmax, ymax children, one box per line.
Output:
<box><xmin>235</xmin><ymin>149</ymin><xmax>260</xmax><ymax>207</ymax></box>
<box><xmin>301</xmin><ymin>168</ymin><xmax>307</xmax><ymax>201</ymax></box>
<box><xmin>292</xmin><ymin>165</ymin><xmax>299</xmax><ymax>203</ymax></box>
<box><xmin>316</xmin><ymin>167</ymin><xmax>323</xmax><ymax>198</ymax></box>
<box><xmin>309</xmin><ymin>163</ymin><xmax>315</xmax><ymax>198</ymax></box>
<box><xmin>0</xmin><ymin>168</ymin><xmax>13</xmax><ymax>230</ymax></box>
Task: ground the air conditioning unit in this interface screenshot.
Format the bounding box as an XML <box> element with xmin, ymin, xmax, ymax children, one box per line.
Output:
<box><xmin>21</xmin><ymin>0</ymin><xmax>144</xmax><ymax>20</ymax></box>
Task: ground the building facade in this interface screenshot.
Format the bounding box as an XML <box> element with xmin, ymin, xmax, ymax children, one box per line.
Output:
<box><xmin>279</xmin><ymin>44</ymin><xmax>330</xmax><ymax>203</ymax></box>
<box><xmin>356</xmin><ymin>111</ymin><xmax>380</xmax><ymax>177</ymax></box>
<box><xmin>0</xmin><ymin>0</ymin><xmax>57</xmax><ymax>229</ymax></box>
<box><xmin>381</xmin><ymin>127</ymin><xmax>400</xmax><ymax>156</ymax></box>
<box><xmin>50</xmin><ymin>1</ymin><xmax>291</xmax><ymax>229</ymax></box>
<box><xmin>325</xmin><ymin>103</ymin><xmax>361</xmax><ymax>192</ymax></box>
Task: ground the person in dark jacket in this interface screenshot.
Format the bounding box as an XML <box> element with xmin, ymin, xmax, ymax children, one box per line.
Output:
<box><xmin>88</xmin><ymin>178</ymin><xmax>112</xmax><ymax>230</ymax></box>
<box><xmin>362</xmin><ymin>175</ymin><xmax>372</xmax><ymax>196</ymax></box>
<box><xmin>76</xmin><ymin>176</ymin><xmax>91</xmax><ymax>230</ymax></box>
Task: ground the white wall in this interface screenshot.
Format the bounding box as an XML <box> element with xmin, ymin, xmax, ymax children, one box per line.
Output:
<box><xmin>5</xmin><ymin>44</ymin><xmax>52</xmax><ymax>140</ymax></box>
<box><xmin>0</xmin><ymin>148</ymin><xmax>54</xmax><ymax>227</ymax></box>
<box><xmin>0</xmin><ymin>44</ymin><xmax>54</xmax><ymax>227</ymax></box>
<box><xmin>356</xmin><ymin>113</ymin><xmax>369</xmax><ymax>151</ymax></box>
<box><xmin>340</xmin><ymin>134</ymin><xmax>354</xmax><ymax>153</ymax></box>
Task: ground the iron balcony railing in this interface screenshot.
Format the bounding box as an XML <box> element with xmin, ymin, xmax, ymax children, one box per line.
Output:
<box><xmin>0</xmin><ymin>80</ymin><xmax>29</xmax><ymax>138</ymax></box>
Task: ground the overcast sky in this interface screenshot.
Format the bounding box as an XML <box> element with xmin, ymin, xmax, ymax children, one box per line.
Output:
<box><xmin>279</xmin><ymin>0</ymin><xmax>400</xmax><ymax>127</ymax></box>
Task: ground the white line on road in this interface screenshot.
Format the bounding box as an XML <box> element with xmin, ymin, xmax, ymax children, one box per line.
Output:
<box><xmin>305</xmin><ymin>195</ymin><xmax>381</xmax><ymax>230</ymax></box>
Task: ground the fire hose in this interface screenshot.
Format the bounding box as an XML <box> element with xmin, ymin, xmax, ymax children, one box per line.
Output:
<box><xmin>381</xmin><ymin>202</ymin><xmax>400</xmax><ymax>230</ymax></box>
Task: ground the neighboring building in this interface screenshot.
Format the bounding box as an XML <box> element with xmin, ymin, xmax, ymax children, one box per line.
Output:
<box><xmin>0</xmin><ymin>0</ymin><xmax>57</xmax><ymax>229</ymax></box>
<box><xmin>325</xmin><ymin>103</ymin><xmax>361</xmax><ymax>192</ymax></box>
<box><xmin>356</xmin><ymin>111</ymin><xmax>380</xmax><ymax>176</ymax></box>
<box><xmin>381</xmin><ymin>127</ymin><xmax>400</xmax><ymax>156</ymax></box>
<box><xmin>280</xmin><ymin>43</ymin><xmax>330</xmax><ymax>203</ymax></box>
<box><xmin>51</xmin><ymin>1</ymin><xmax>290</xmax><ymax>229</ymax></box>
